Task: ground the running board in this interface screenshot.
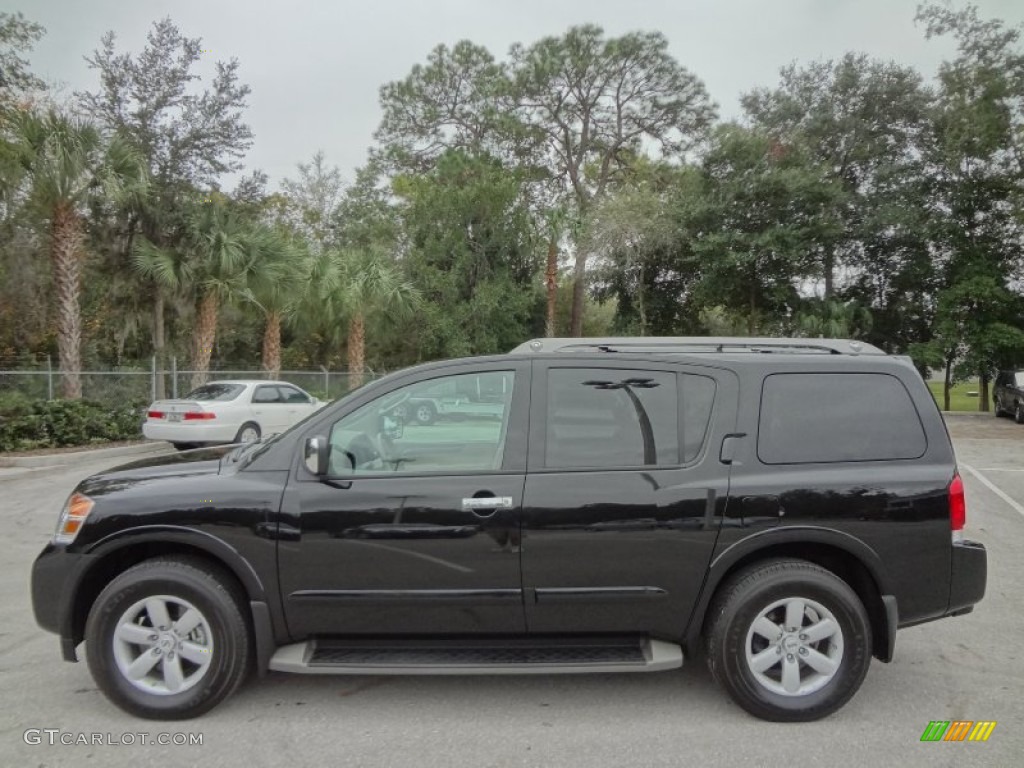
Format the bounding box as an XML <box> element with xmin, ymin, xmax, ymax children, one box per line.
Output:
<box><xmin>268</xmin><ymin>636</ymin><xmax>683</xmax><ymax>675</ymax></box>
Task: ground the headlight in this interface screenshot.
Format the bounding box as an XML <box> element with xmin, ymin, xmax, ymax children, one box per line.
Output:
<box><xmin>54</xmin><ymin>492</ymin><xmax>94</xmax><ymax>544</ymax></box>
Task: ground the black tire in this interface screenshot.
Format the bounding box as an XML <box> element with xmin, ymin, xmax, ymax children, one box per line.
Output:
<box><xmin>413</xmin><ymin>401</ymin><xmax>436</xmax><ymax>426</ymax></box>
<box><xmin>705</xmin><ymin>559</ymin><xmax>872</xmax><ymax>722</ymax></box>
<box><xmin>234</xmin><ymin>421</ymin><xmax>261</xmax><ymax>443</ymax></box>
<box><xmin>85</xmin><ymin>557</ymin><xmax>251</xmax><ymax>720</ymax></box>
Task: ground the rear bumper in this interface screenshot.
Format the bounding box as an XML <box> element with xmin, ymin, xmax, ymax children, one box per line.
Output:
<box><xmin>948</xmin><ymin>539</ymin><xmax>987</xmax><ymax>614</ymax></box>
<box><xmin>142</xmin><ymin>421</ymin><xmax>237</xmax><ymax>443</ymax></box>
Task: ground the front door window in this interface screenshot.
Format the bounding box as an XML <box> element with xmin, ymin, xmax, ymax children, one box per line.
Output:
<box><xmin>327</xmin><ymin>370</ymin><xmax>516</xmax><ymax>475</ymax></box>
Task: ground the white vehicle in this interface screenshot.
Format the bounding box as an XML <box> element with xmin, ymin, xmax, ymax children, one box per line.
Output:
<box><xmin>142</xmin><ymin>380</ymin><xmax>326</xmax><ymax>451</ymax></box>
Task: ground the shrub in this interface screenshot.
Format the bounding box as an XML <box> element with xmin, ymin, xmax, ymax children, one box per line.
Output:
<box><xmin>0</xmin><ymin>398</ymin><xmax>145</xmax><ymax>452</ymax></box>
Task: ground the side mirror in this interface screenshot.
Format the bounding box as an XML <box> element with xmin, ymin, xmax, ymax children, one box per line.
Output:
<box><xmin>303</xmin><ymin>435</ymin><xmax>329</xmax><ymax>476</ymax></box>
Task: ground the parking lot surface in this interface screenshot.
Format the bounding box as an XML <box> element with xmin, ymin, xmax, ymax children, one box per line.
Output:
<box><xmin>1</xmin><ymin>416</ymin><xmax>1022</xmax><ymax>767</ymax></box>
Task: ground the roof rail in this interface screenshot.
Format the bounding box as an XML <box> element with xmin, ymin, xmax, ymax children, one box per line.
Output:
<box><xmin>509</xmin><ymin>337</ymin><xmax>886</xmax><ymax>356</ymax></box>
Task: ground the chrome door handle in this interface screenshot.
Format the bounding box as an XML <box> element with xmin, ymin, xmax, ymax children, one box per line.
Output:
<box><xmin>462</xmin><ymin>496</ymin><xmax>513</xmax><ymax>512</ymax></box>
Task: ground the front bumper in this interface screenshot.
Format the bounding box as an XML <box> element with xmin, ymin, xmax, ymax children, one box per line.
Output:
<box><xmin>948</xmin><ymin>539</ymin><xmax>987</xmax><ymax>614</ymax></box>
<box><xmin>31</xmin><ymin>543</ymin><xmax>94</xmax><ymax>661</ymax></box>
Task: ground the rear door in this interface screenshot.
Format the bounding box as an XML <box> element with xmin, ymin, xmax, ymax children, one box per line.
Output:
<box><xmin>521</xmin><ymin>360</ymin><xmax>738</xmax><ymax>637</ymax></box>
<box><xmin>250</xmin><ymin>384</ymin><xmax>288</xmax><ymax>433</ymax></box>
<box><xmin>278</xmin><ymin>384</ymin><xmax>319</xmax><ymax>428</ymax></box>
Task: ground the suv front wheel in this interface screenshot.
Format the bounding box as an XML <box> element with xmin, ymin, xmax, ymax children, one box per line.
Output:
<box><xmin>705</xmin><ymin>559</ymin><xmax>872</xmax><ymax>722</ymax></box>
<box><xmin>85</xmin><ymin>557</ymin><xmax>251</xmax><ymax>720</ymax></box>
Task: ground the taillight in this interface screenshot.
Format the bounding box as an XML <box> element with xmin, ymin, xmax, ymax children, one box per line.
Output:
<box><xmin>183</xmin><ymin>412</ymin><xmax>216</xmax><ymax>420</ymax></box>
<box><xmin>147</xmin><ymin>410</ymin><xmax>164</xmax><ymax>419</ymax></box>
<box><xmin>949</xmin><ymin>473</ymin><xmax>966</xmax><ymax>542</ymax></box>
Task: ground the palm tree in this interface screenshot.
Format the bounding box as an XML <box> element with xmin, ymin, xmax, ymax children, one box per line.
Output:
<box><xmin>305</xmin><ymin>247</ymin><xmax>419</xmax><ymax>389</ymax></box>
<box><xmin>134</xmin><ymin>199</ymin><xmax>260</xmax><ymax>388</ymax></box>
<box><xmin>242</xmin><ymin>227</ymin><xmax>309</xmax><ymax>378</ymax></box>
<box><xmin>339</xmin><ymin>248</ymin><xmax>420</xmax><ymax>387</ymax></box>
<box><xmin>795</xmin><ymin>298</ymin><xmax>873</xmax><ymax>339</ymax></box>
<box><xmin>13</xmin><ymin>110</ymin><xmax>147</xmax><ymax>397</ymax></box>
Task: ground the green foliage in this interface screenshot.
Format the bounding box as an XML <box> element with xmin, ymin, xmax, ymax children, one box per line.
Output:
<box><xmin>0</xmin><ymin>12</ymin><xmax>46</xmax><ymax>108</ymax></box>
<box><xmin>0</xmin><ymin>398</ymin><xmax>144</xmax><ymax>451</ymax></box>
<box><xmin>395</xmin><ymin>150</ymin><xmax>541</xmax><ymax>358</ymax></box>
<box><xmin>4</xmin><ymin>5</ymin><xmax>1024</xmax><ymax>398</ymax></box>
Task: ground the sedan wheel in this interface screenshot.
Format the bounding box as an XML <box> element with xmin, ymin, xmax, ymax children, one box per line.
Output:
<box><xmin>235</xmin><ymin>422</ymin><xmax>261</xmax><ymax>443</ymax></box>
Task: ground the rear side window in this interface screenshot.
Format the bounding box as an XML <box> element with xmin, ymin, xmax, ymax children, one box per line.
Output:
<box><xmin>279</xmin><ymin>386</ymin><xmax>311</xmax><ymax>403</ymax></box>
<box><xmin>758</xmin><ymin>373</ymin><xmax>926</xmax><ymax>464</ymax></box>
<box><xmin>545</xmin><ymin>369</ymin><xmax>681</xmax><ymax>468</ymax></box>
<box><xmin>252</xmin><ymin>386</ymin><xmax>283</xmax><ymax>403</ymax></box>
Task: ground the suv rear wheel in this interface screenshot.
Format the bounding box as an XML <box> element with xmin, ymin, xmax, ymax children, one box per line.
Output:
<box><xmin>705</xmin><ymin>559</ymin><xmax>872</xmax><ymax>722</ymax></box>
<box><xmin>85</xmin><ymin>557</ymin><xmax>251</xmax><ymax>720</ymax></box>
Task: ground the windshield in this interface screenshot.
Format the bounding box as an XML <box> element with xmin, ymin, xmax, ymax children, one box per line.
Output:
<box><xmin>184</xmin><ymin>383</ymin><xmax>244</xmax><ymax>401</ymax></box>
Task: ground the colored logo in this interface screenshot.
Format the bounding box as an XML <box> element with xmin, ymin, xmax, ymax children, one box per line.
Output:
<box><xmin>920</xmin><ymin>721</ymin><xmax>996</xmax><ymax>742</ymax></box>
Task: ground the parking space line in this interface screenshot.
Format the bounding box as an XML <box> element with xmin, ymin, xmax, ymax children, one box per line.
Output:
<box><xmin>961</xmin><ymin>463</ymin><xmax>1024</xmax><ymax>519</ymax></box>
<box><xmin>976</xmin><ymin>468</ymin><xmax>1024</xmax><ymax>472</ymax></box>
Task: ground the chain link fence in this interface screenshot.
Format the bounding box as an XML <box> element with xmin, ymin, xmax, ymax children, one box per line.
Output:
<box><xmin>0</xmin><ymin>357</ymin><xmax>379</xmax><ymax>407</ymax></box>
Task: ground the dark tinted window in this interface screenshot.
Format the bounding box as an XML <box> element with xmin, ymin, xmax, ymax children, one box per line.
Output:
<box><xmin>184</xmin><ymin>383</ymin><xmax>244</xmax><ymax>401</ymax></box>
<box><xmin>545</xmin><ymin>369</ymin><xmax>679</xmax><ymax>468</ymax></box>
<box><xmin>681</xmin><ymin>374</ymin><xmax>716</xmax><ymax>462</ymax></box>
<box><xmin>758</xmin><ymin>373</ymin><xmax>926</xmax><ymax>464</ymax></box>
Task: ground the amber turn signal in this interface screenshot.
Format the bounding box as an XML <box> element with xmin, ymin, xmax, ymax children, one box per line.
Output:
<box><xmin>54</xmin><ymin>492</ymin><xmax>94</xmax><ymax>544</ymax></box>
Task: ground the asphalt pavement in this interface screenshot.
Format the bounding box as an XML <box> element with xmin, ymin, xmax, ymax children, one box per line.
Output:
<box><xmin>1</xmin><ymin>420</ymin><xmax>1022</xmax><ymax>767</ymax></box>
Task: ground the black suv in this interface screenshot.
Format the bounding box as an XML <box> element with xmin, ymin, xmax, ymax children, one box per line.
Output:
<box><xmin>993</xmin><ymin>369</ymin><xmax>1024</xmax><ymax>422</ymax></box>
<box><xmin>31</xmin><ymin>337</ymin><xmax>987</xmax><ymax>722</ymax></box>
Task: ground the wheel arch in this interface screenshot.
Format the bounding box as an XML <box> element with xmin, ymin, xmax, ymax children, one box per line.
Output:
<box><xmin>67</xmin><ymin>528</ymin><xmax>278</xmax><ymax>672</ymax></box>
<box><xmin>685</xmin><ymin>528</ymin><xmax>896</xmax><ymax>663</ymax></box>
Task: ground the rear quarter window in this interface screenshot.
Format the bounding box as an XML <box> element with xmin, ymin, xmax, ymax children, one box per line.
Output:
<box><xmin>757</xmin><ymin>372</ymin><xmax>926</xmax><ymax>464</ymax></box>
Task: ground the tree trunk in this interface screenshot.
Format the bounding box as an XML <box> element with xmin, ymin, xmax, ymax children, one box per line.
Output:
<box><xmin>823</xmin><ymin>251</ymin><xmax>834</xmax><ymax>301</ymax></box>
<box><xmin>637</xmin><ymin>257</ymin><xmax>647</xmax><ymax>337</ymax></box>
<box><xmin>347</xmin><ymin>311</ymin><xmax>366</xmax><ymax>391</ymax></box>
<box><xmin>51</xmin><ymin>203</ymin><xmax>85</xmax><ymax>399</ymax></box>
<box><xmin>943</xmin><ymin>355</ymin><xmax>953</xmax><ymax>412</ymax></box>
<box><xmin>190</xmin><ymin>291</ymin><xmax>218</xmax><ymax>390</ymax></box>
<box><xmin>748</xmin><ymin>266</ymin><xmax>757</xmax><ymax>336</ymax></box>
<box><xmin>979</xmin><ymin>370</ymin><xmax>990</xmax><ymax>412</ymax></box>
<box><xmin>545</xmin><ymin>235</ymin><xmax>558</xmax><ymax>337</ymax></box>
<box><xmin>153</xmin><ymin>288</ymin><xmax>166</xmax><ymax>400</ymax></box>
<box><xmin>569</xmin><ymin>251</ymin><xmax>586</xmax><ymax>338</ymax></box>
<box><xmin>262</xmin><ymin>310</ymin><xmax>282</xmax><ymax>378</ymax></box>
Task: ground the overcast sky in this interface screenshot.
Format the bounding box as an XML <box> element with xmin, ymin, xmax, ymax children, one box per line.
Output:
<box><xmin>8</xmin><ymin>0</ymin><xmax>1024</xmax><ymax>189</ymax></box>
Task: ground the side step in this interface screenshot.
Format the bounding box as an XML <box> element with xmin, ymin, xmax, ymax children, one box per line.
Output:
<box><xmin>268</xmin><ymin>636</ymin><xmax>683</xmax><ymax>675</ymax></box>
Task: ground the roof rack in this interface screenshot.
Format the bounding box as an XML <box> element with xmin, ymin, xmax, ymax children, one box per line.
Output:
<box><xmin>509</xmin><ymin>337</ymin><xmax>886</xmax><ymax>356</ymax></box>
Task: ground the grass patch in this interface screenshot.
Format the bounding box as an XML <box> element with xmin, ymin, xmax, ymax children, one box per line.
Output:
<box><xmin>927</xmin><ymin>380</ymin><xmax>988</xmax><ymax>412</ymax></box>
